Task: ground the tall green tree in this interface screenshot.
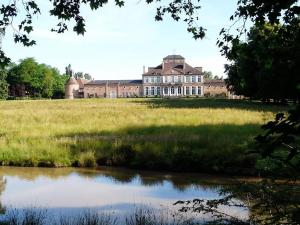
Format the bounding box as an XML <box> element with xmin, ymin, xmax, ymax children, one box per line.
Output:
<box><xmin>7</xmin><ymin>58</ymin><xmax>68</xmax><ymax>98</ymax></box>
<box><xmin>225</xmin><ymin>22</ymin><xmax>300</xmax><ymax>102</ymax></box>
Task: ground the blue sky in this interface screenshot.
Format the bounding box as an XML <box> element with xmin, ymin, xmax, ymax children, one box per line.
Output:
<box><xmin>3</xmin><ymin>0</ymin><xmax>238</xmax><ymax>80</ymax></box>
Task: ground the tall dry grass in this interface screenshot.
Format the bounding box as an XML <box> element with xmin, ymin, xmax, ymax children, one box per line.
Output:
<box><xmin>0</xmin><ymin>98</ymin><xmax>287</xmax><ymax>173</ymax></box>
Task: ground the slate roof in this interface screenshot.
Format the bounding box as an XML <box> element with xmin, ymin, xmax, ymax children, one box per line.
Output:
<box><xmin>86</xmin><ymin>80</ymin><xmax>142</xmax><ymax>85</ymax></box>
<box><xmin>144</xmin><ymin>63</ymin><xmax>202</xmax><ymax>75</ymax></box>
<box><xmin>163</xmin><ymin>55</ymin><xmax>185</xmax><ymax>60</ymax></box>
<box><xmin>204</xmin><ymin>79</ymin><xmax>226</xmax><ymax>86</ymax></box>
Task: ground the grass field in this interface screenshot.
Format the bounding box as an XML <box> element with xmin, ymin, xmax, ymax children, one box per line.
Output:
<box><xmin>0</xmin><ymin>98</ymin><xmax>288</xmax><ymax>174</ymax></box>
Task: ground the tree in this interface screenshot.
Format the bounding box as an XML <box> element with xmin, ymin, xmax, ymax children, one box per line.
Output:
<box><xmin>0</xmin><ymin>68</ymin><xmax>8</xmax><ymax>99</ymax></box>
<box><xmin>225</xmin><ymin>23</ymin><xmax>300</xmax><ymax>102</ymax></box>
<box><xmin>7</xmin><ymin>58</ymin><xmax>68</xmax><ymax>98</ymax></box>
<box><xmin>203</xmin><ymin>71</ymin><xmax>213</xmax><ymax>79</ymax></box>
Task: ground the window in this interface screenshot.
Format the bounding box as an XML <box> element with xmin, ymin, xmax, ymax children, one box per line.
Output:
<box><xmin>197</xmin><ymin>76</ymin><xmax>202</xmax><ymax>82</ymax></box>
<box><xmin>192</xmin><ymin>76</ymin><xmax>196</xmax><ymax>83</ymax></box>
<box><xmin>171</xmin><ymin>86</ymin><xmax>175</xmax><ymax>95</ymax></box>
<box><xmin>198</xmin><ymin>86</ymin><xmax>202</xmax><ymax>95</ymax></box>
<box><xmin>186</xmin><ymin>76</ymin><xmax>190</xmax><ymax>83</ymax></box>
<box><xmin>186</xmin><ymin>86</ymin><xmax>190</xmax><ymax>95</ymax></box>
<box><xmin>145</xmin><ymin>87</ymin><xmax>149</xmax><ymax>96</ymax></box>
<box><xmin>192</xmin><ymin>87</ymin><xmax>196</xmax><ymax>95</ymax></box>
<box><xmin>174</xmin><ymin>76</ymin><xmax>178</xmax><ymax>83</ymax></box>
<box><xmin>151</xmin><ymin>87</ymin><xmax>155</xmax><ymax>95</ymax></box>
<box><xmin>157</xmin><ymin>87</ymin><xmax>161</xmax><ymax>95</ymax></box>
<box><xmin>151</xmin><ymin>77</ymin><xmax>154</xmax><ymax>83</ymax></box>
<box><xmin>164</xmin><ymin>87</ymin><xmax>168</xmax><ymax>95</ymax></box>
<box><xmin>145</xmin><ymin>77</ymin><xmax>148</xmax><ymax>83</ymax></box>
<box><xmin>171</xmin><ymin>76</ymin><xmax>174</xmax><ymax>83</ymax></box>
<box><xmin>178</xmin><ymin>87</ymin><xmax>182</xmax><ymax>95</ymax></box>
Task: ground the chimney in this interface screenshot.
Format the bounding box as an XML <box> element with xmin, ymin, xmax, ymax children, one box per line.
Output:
<box><xmin>143</xmin><ymin>66</ymin><xmax>146</xmax><ymax>74</ymax></box>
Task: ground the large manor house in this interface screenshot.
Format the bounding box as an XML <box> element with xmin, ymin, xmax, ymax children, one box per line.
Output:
<box><xmin>65</xmin><ymin>55</ymin><xmax>229</xmax><ymax>99</ymax></box>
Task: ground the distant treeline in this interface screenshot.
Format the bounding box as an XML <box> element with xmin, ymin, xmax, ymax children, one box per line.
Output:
<box><xmin>0</xmin><ymin>58</ymin><xmax>92</xmax><ymax>100</ymax></box>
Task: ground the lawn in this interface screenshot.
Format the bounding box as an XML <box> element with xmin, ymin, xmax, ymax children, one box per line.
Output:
<box><xmin>0</xmin><ymin>98</ymin><xmax>288</xmax><ymax>174</ymax></box>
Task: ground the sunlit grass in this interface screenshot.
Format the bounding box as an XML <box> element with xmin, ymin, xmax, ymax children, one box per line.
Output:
<box><xmin>0</xmin><ymin>98</ymin><xmax>288</xmax><ymax>173</ymax></box>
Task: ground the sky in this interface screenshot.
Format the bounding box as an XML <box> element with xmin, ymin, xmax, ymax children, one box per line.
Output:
<box><xmin>2</xmin><ymin>0</ymin><xmax>238</xmax><ymax>80</ymax></box>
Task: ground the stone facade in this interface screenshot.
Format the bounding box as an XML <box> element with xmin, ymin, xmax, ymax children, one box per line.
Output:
<box><xmin>204</xmin><ymin>79</ymin><xmax>229</xmax><ymax>97</ymax></box>
<box><xmin>142</xmin><ymin>55</ymin><xmax>204</xmax><ymax>97</ymax></box>
<box><xmin>65</xmin><ymin>55</ymin><xmax>230</xmax><ymax>99</ymax></box>
<box><xmin>83</xmin><ymin>80</ymin><xmax>142</xmax><ymax>98</ymax></box>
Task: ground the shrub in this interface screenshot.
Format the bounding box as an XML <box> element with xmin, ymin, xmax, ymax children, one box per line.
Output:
<box><xmin>111</xmin><ymin>145</ymin><xmax>135</xmax><ymax>166</ymax></box>
<box><xmin>76</xmin><ymin>151</ymin><xmax>96</xmax><ymax>167</ymax></box>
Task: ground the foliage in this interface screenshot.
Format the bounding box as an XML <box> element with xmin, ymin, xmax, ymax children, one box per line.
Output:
<box><xmin>175</xmin><ymin>106</ymin><xmax>300</xmax><ymax>225</ymax></box>
<box><xmin>0</xmin><ymin>67</ymin><xmax>8</xmax><ymax>99</ymax></box>
<box><xmin>74</xmin><ymin>72</ymin><xmax>92</xmax><ymax>80</ymax></box>
<box><xmin>225</xmin><ymin>22</ymin><xmax>300</xmax><ymax>101</ymax></box>
<box><xmin>7</xmin><ymin>58</ymin><xmax>68</xmax><ymax>98</ymax></box>
<box><xmin>203</xmin><ymin>71</ymin><xmax>213</xmax><ymax>79</ymax></box>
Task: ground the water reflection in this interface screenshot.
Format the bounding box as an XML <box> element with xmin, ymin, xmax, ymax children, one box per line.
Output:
<box><xmin>0</xmin><ymin>167</ymin><xmax>248</xmax><ymax>219</ymax></box>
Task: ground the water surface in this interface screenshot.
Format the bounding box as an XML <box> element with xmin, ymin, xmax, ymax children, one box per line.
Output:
<box><xmin>0</xmin><ymin>167</ymin><xmax>248</xmax><ymax>221</ymax></box>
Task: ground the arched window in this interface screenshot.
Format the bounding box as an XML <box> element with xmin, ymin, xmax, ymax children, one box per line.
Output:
<box><xmin>171</xmin><ymin>86</ymin><xmax>175</xmax><ymax>95</ymax></box>
<box><xmin>178</xmin><ymin>86</ymin><xmax>182</xmax><ymax>94</ymax></box>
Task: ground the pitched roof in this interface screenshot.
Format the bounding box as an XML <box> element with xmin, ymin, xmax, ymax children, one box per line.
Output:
<box><xmin>144</xmin><ymin>62</ymin><xmax>202</xmax><ymax>76</ymax></box>
<box><xmin>163</xmin><ymin>55</ymin><xmax>185</xmax><ymax>60</ymax></box>
<box><xmin>204</xmin><ymin>79</ymin><xmax>226</xmax><ymax>86</ymax></box>
<box><xmin>66</xmin><ymin>77</ymin><xmax>78</xmax><ymax>85</ymax></box>
<box><xmin>86</xmin><ymin>80</ymin><xmax>142</xmax><ymax>85</ymax></box>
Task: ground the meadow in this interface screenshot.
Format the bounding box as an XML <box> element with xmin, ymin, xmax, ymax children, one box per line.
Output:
<box><xmin>0</xmin><ymin>98</ymin><xmax>288</xmax><ymax>174</ymax></box>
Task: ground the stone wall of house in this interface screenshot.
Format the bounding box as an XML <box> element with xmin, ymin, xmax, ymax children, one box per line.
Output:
<box><xmin>84</xmin><ymin>83</ymin><xmax>142</xmax><ymax>98</ymax></box>
<box><xmin>203</xmin><ymin>80</ymin><xmax>229</xmax><ymax>97</ymax></box>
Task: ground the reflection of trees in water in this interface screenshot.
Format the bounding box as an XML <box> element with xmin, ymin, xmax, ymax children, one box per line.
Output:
<box><xmin>0</xmin><ymin>166</ymin><xmax>240</xmax><ymax>193</ymax></box>
<box><xmin>0</xmin><ymin>176</ymin><xmax>7</xmax><ymax>214</ymax></box>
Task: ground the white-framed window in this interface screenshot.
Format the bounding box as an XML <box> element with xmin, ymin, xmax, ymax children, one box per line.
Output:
<box><xmin>151</xmin><ymin>87</ymin><xmax>155</xmax><ymax>95</ymax></box>
<box><xmin>178</xmin><ymin>86</ymin><xmax>182</xmax><ymax>95</ymax></box>
<box><xmin>163</xmin><ymin>76</ymin><xmax>167</xmax><ymax>83</ymax></box>
<box><xmin>145</xmin><ymin>77</ymin><xmax>149</xmax><ymax>83</ymax></box>
<box><xmin>198</xmin><ymin>86</ymin><xmax>202</xmax><ymax>95</ymax></box>
<box><xmin>157</xmin><ymin>87</ymin><xmax>161</xmax><ymax>95</ymax></box>
<box><xmin>164</xmin><ymin>87</ymin><xmax>168</xmax><ymax>95</ymax></box>
<box><xmin>197</xmin><ymin>76</ymin><xmax>201</xmax><ymax>82</ymax></box>
<box><xmin>192</xmin><ymin>87</ymin><xmax>196</xmax><ymax>95</ymax></box>
<box><xmin>192</xmin><ymin>76</ymin><xmax>196</xmax><ymax>83</ymax></box>
<box><xmin>174</xmin><ymin>76</ymin><xmax>178</xmax><ymax>83</ymax></box>
<box><xmin>171</xmin><ymin>86</ymin><xmax>175</xmax><ymax>95</ymax></box>
<box><xmin>145</xmin><ymin>87</ymin><xmax>149</xmax><ymax>96</ymax></box>
<box><xmin>151</xmin><ymin>77</ymin><xmax>154</xmax><ymax>83</ymax></box>
<box><xmin>186</xmin><ymin>86</ymin><xmax>190</xmax><ymax>95</ymax></box>
<box><xmin>171</xmin><ymin>76</ymin><xmax>174</xmax><ymax>83</ymax></box>
<box><xmin>186</xmin><ymin>76</ymin><xmax>190</xmax><ymax>83</ymax></box>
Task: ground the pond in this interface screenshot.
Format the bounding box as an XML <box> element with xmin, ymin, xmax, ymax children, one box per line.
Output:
<box><xmin>0</xmin><ymin>167</ymin><xmax>249</xmax><ymax>224</ymax></box>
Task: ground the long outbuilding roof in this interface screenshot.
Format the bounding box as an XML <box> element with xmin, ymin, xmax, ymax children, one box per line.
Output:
<box><xmin>86</xmin><ymin>80</ymin><xmax>142</xmax><ymax>85</ymax></box>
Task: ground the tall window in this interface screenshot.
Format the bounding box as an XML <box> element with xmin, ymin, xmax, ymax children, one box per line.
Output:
<box><xmin>145</xmin><ymin>87</ymin><xmax>149</xmax><ymax>96</ymax></box>
<box><xmin>192</xmin><ymin>76</ymin><xmax>196</xmax><ymax>83</ymax></box>
<box><xmin>178</xmin><ymin>86</ymin><xmax>182</xmax><ymax>95</ymax></box>
<box><xmin>157</xmin><ymin>87</ymin><xmax>161</xmax><ymax>96</ymax></box>
<box><xmin>198</xmin><ymin>86</ymin><xmax>202</xmax><ymax>95</ymax></box>
<box><xmin>171</xmin><ymin>76</ymin><xmax>174</xmax><ymax>83</ymax></box>
<box><xmin>171</xmin><ymin>86</ymin><xmax>175</xmax><ymax>95</ymax></box>
<box><xmin>151</xmin><ymin>77</ymin><xmax>154</xmax><ymax>83</ymax></box>
<box><xmin>151</xmin><ymin>87</ymin><xmax>155</xmax><ymax>95</ymax></box>
<box><xmin>186</xmin><ymin>76</ymin><xmax>190</xmax><ymax>83</ymax></box>
<box><xmin>145</xmin><ymin>77</ymin><xmax>148</xmax><ymax>83</ymax></box>
<box><xmin>192</xmin><ymin>87</ymin><xmax>196</xmax><ymax>95</ymax></box>
<box><xmin>164</xmin><ymin>87</ymin><xmax>168</xmax><ymax>95</ymax></box>
<box><xmin>197</xmin><ymin>76</ymin><xmax>202</xmax><ymax>82</ymax></box>
<box><xmin>186</xmin><ymin>86</ymin><xmax>190</xmax><ymax>95</ymax></box>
